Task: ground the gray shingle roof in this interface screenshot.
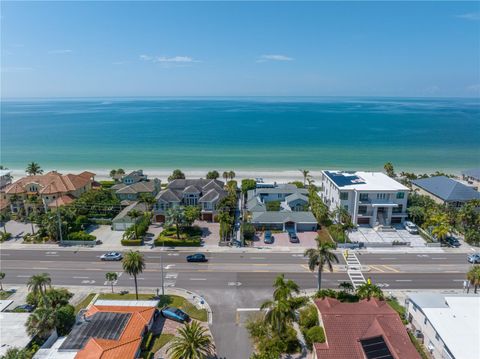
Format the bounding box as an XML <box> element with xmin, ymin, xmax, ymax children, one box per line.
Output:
<box><xmin>285</xmin><ymin>193</ymin><xmax>309</xmax><ymax>204</ymax></box>
<box><xmin>199</xmin><ymin>188</ymin><xmax>226</xmax><ymax>203</ymax></box>
<box><xmin>412</xmin><ymin>176</ymin><xmax>480</xmax><ymax>202</ymax></box>
<box><xmin>156</xmin><ymin>189</ymin><xmax>181</xmax><ymax>202</ymax></box>
<box><xmin>113</xmin><ymin>201</ymin><xmax>148</xmax><ymax>221</ymax></box>
<box><xmin>183</xmin><ymin>185</ymin><xmax>201</xmax><ymax>194</ymax></box>
<box><xmin>116</xmin><ymin>181</ymin><xmax>156</xmax><ymax>194</ymax></box>
<box><xmin>251</xmin><ymin>211</ymin><xmax>317</xmax><ymax>224</ymax></box>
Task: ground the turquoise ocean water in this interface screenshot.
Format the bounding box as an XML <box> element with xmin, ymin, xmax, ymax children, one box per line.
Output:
<box><xmin>1</xmin><ymin>97</ymin><xmax>479</xmax><ymax>173</ymax></box>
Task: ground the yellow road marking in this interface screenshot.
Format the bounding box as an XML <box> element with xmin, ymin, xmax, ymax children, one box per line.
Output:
<box><xmin>369</xmin><ymin>265</ymin><xmax>385</xmax><ymax>273</ymax></box>
<box><xmin>382</xmin><ymin>265</ymin><xmax>400</xmax><ymax>273</ymax></box>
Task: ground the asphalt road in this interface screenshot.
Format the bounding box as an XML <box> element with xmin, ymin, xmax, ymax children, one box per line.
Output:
<box><xmin>0</xmin><ymin>248</ymin><xmax>473</xmax><ymax>359</ymax></box>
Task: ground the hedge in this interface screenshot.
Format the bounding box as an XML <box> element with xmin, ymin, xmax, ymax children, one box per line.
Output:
<box><xmin>0</xmin><ymin>232</ymin><xmax>12</xmax><ymax>242</ymax></box>
<box><xmin>66</xmin><ymin>231</ymin><xmax>96</xmax><ymax>241</ymax></box>
<box><xmin>154</xmin><ymin>236</ymin><xmax>201</xmax><ymax>247</ymax></box>
<box><xmin>305</xmin><ymin>326</ymin><xmax>325</xmax><ymax>349</ymax></box>
<box><xmin>121</xmin><ymin>239</ymin><xmax>143</xmax><ymax>246</ymax></box>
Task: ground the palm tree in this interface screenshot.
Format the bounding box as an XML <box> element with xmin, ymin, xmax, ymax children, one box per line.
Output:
<box><xmin>356</xmin><ymin>282</ymin><xmax>384</xmax><ymax>300</ymax></box>
<box><xmin>260</xmin><ymin>298</ymin><xmax>296</xmax><ymax>335</ymax></box>
<box><xmin>0</xmin><ymin>213</ymin><xmax>9</xmax><ymax>234</ymax></box>
<box><xmin>338</xmin><ymin>281</ymin><xmax>354</xmax><ymax>293</ymax></box>
<box><xmin>122</xmin><ymin>251</ymin><xmax>145</xmax><ymax>300</ymax></box>
<box><xmin>26</xmin><ymin>162</ymin><xmax>43</xmax><ymax>176</ymax></box>
<box><xmin>272</xmin><ymin>274</ymin><xmax>299</xmax><ymax>301</ymax></box>
<box><xmin>300</xmin><ymin>169</ymin><xmax>310</xmax><ymax>186</ymax></box>
<box><xmin>117</xmin><ymin>168</ymin><xmax>125</xmax><ymax>176</ymax></box>
<box><xmin>127</xmin><ymin>209</ymin><xmax>142</xmax><ymax>239</ymax></box>
<box><xmin>165</xmin><ymin>206</ymin><xmax>186</xmax><ymax>239</ymax></box>
<box><xmin>25</xmin><ymin>306</ymin><xmax>56</xmax><ymax>338</ymax></box>
<box><xmin>383</xmin><ymin>162</ymin><xmax>395</xmax><ymax>178</ymax></box>
<box><xmin>27</xmin><ymin>273</ymin><xmax>52</xmax><ymax>302</ymax></box>
<box><xmin>139</xmin><ymin>193</ymin><xmax>157</xmax><ymax>218</ymax></box>
<box><xmin>105</xmin><ymin>272</ymin><xmax>118</xmax><ymax>293</ymax></box>
<box><xmin>228</xmin><ymin>171</ymin><xmax>236</xmax><ymax>181</ymax></box>
<box><xmin>304</xmin><ymin>240</ymin><xmax>339</xmax><ymax>290</ymax></box>
<box><xmin>0</xmin><ymin>272</ymin><xmax>5</xmax><ymax>291</ymax></box>
<box><xmin>167</xmin><ymin>321</ymin><xmax>215</xmax><ymax>359</ymax></box>
<box><xmin>222</xmin><ymin>171</ymin><xmax>229</xmax><ymax>183</ymax></box>
<box><xmin>2</xmin><ymin>348</ymin><xmax>29</xmax><ymax>359</ymax></box>
<box><xmin>109</xmin><ymin>169</ymin><xmax>117</xmax><ymax>179</ymax></box>
<box><xmin>467</xmin><ymin>265</ymin><xmax>480</xmax><ymax>294</ymax></box>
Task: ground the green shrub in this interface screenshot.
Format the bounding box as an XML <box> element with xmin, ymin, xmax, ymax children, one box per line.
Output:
<box><xmin>299</xmin><ymin>304</ymin><xmax>319</xmax><ymax>330</ymax></box>
<box><xmin>266</xmin><ymin>201</ymin><xmax>281</xmax><ymax>211</ymax></box>
<box><xmin>56</xmin><ymin>304</ymin><xmax>76</xmax><ymax>336</ymax></box>
<box><xmin>154</xmin><ymin>237</ymin><xmax>201</xmax><ymax>247</ymax></box>
<box><xmin>99</xmin><ymin>180</ymin><xmax>115</xmax><ymax>188</ymax></box>
<box><xmin>242</xmin><ymin>223</ymin><xmax>255</xmax><ymax>240</ymax></box>
<box><xmin>142</xmin><ymin>332</ymin><xmax>154</xmax><ymax>351</ymax></box>
<box><xmin>305</xmin><ymin>326</ymin><xmax>325</xmax><ymax>349</ymax></box>
<box><xmin>0</xmin><ymin>232</ymin><xmax>12</xmax><ymax>242</ymax></box>
<box><xmin>121</xmin><ymin>239</ymin><xmax>143</xmax><ymax>246</ymax></box>
<box><xmin>241</xmin><ymin>179</ymin><xmax>256</xmax><ymax>194</ymax></box>
<box><xmin>66</xmin><ymin>231</ymin><xmax>96</xmax><ymax>241</ymax></box>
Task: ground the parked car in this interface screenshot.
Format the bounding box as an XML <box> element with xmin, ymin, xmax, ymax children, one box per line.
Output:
<box><xmin>161</xmin><ymin>307</ymin><xmax>190</xmax><ymax>323</ymax></box>
<box><xmin>404</xmin><ymin>221</ymin><xmax>419</xmax><ymax>234</ymax></box>
<box><xmin>186</xmin><ymin>253</ymin><xmax>208</xmax><ymax>262</ymax></box>
<box><xmin>444</xmin><ymin>236</ymin><xmax>461</xmax><ymax>248</ymax></box>
<box><xmin>288</xmin><ymin>231</ymin><xmax>299</xmax><ymax>243</ymax></box>
<box><xmin>467</xmin><ymin>253</ymin><xmax>480</xmax><ymax>264</ymax></box>
<box><xmin>100</xmin><ymin>252</ymin><xmax>123</xmax><ymax>261</ymax></box>
<box><xmin>14</xmin><ymin>304</ymin><xmax>35</xmax><ymax>313</ymax></box>
<box><xmin>264</xmin><ymin>230</ymin><xmax>274</xmax><ymax>244</ymax></box>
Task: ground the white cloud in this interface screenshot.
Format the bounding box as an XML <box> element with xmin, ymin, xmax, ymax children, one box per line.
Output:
<box><xmin>1</xmin><ymin>67</ymin><xmax>34</xmax><ymax>73</ymax></box>
<box><xmin>257</xmin><ymin>54</ymin><xmax>294</xmax><ymax>63</ymax></box>
<box><xmin>140</xmin><ymin>54</ymin><xmax>199</xmax><ymax>63</ymax></box>
<box><xmin>456</xmin><ymin>12</ymin><xmax>480</xmax><ymax>21</ymax></box>
<box><xmin>48</xmin><ymin>49</ymin><xmax>73</xmax><ymax>54</ymax></box>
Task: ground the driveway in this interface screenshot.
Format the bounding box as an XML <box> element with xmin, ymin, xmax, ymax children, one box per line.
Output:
<box><xmin>349</xmin><ymin>226</ymin><xmax>427</xmax><ymax>247</ymax></box>
<box><xmin>195</xmin><ymin>220</ymin><xmax>220</xmax><ymax>247</ymax></box>
<box><xmin>3</xmin><ymin>220</ymin><xmax>36</xmax><ymax>239</ymax></box>
<box><xmin>252</xmin><ymin>231</ymin><xmax>318</xmax><ymax>248</ymax></box>
<box><xmin>87</xmin><ymin>225</ymin><xmax>123</xmax><ymax>248</ymax></box>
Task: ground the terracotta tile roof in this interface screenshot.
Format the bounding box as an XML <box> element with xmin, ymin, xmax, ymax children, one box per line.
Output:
<box><xmin>75</xmin><ymin>305</ymin><xmax>156</xmax><ymax>359</ymax></box>
<box><xmin>4</xmin><ymin>171</ymin><xmax>92</xmax><ymax>196</ymax></box>
<box><xmin>47</xmin><ymin>194</ymin><xmax>75</xmax><ymax>207</ymax></box>
<box><xmin>314</xmin><ymin>298</ymin><xmax>420</xmax><ymax>359</ymax></box>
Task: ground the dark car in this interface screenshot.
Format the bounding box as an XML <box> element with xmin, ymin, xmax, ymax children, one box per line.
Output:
<box><xmin>467</xmin><ymin>253</ymin><xmax>480</xmax><ymax>264</ymax></box>
<box><xmin>288</xmin><ymin>231</ymin><xmax>299</xmax><ymax>243</ymax></box>
<box><xmin>14</xmin><ymin>304</ymin><xmax>35</xmax><ymax>313</ymax></box>
<box><xmin>444</xmin><ymin>236</ymin><xmax>460</xmax><ymax>248</ymax></box>
<box><xmin>264</xmin><ymin>230</ymin><xmax>274</xmax><ymax>244</ymax></box>
<box><xmin>186</xmin><ymin>253</ymin><xmax>208</xmax><ymax>262</ymax></box>
<box><xmin>161</xmin><ymin>307</ymin><xmax>190</xmax><ymax>323</ymax></box>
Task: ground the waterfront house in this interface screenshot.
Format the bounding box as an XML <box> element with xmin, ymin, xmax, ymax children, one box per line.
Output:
<box><xmin>320</xmin><ymin>171</ymin><xmax>409</xmax><ymax>228</ymax></box>
<box><xmin>153</xmin><ymin>178</ymin><xmax>227</xmax><ymax>222</ymax></box>
<box><xmin>0</xmin><ymin>170</ymin><xmax>12</xmax><ymax>190</ymax></box>
<box><xmin>121</xmin><ymin>169</ymin><xmax>148</xmax><ymax>185</ymax></box>
<box><xmin>246</xmin><ymin>184</ymin><xmax>317</xmax><ymax>232</ymax></box>
<box><xmin>112</xmin><ymin>201</ymin><xmax>148</xmax><ymax>231</ymax></box>
<box><xmin>111</xmin><ymin>178</ymin><xmax>161</xmax><ymax>206</ymax></box>
<box><xmin>411</xmin><ymin>176</ymin><xmax>480</xmax><ymax>207</ymax></box>
<box><xmin>405</xmin><ymin>293</ymin><xmax>479</xmax><ymax>359</ymax></box>
<box><xmin>313</xmin><ymin>298</ymin><xmax>420</xmax><ymax>359</ymax></box>
<box><xmin>1</xmin><ymin>171</ymin><xmax>95</xmax><ymax>214</ymax></box>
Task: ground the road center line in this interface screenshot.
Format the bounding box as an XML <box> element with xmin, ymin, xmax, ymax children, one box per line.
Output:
<box><xmin>395</xmin><ymin>279</ymin><xmax>412</xmax><ymax>282</ymax></box>
<box><xmin>73</xmin><ymin>276</ymin><xmax>89</xmax><ymax>279</ymax></box>
<box><xmin>431</xmin><ymin>258</ymin><xmax>447</xmax><ymax>260</ymax></box>
<box><xmin>380</xmin><ymin>258</ymin><xmax>396</xmax><ymax>260</ymax></box>
<box><xmin>16</xmin><ymin>275</ymin><xmax>30</xmax><ymax>278</ymax></box>
<box><xmin>250</xmin><ymin>257</ymin><xmax>265</xmax><ymax>260</ymax></box>
<box><xmin>189</xmin><ymin>278</ymin><xmax>207</xmax><ymax>281</ymax></box>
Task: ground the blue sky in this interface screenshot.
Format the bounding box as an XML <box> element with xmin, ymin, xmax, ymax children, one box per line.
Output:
<box><xmin>1</xmin><ymin>1</ymin><xmax>479</xmax><ymax>98</ymax></box>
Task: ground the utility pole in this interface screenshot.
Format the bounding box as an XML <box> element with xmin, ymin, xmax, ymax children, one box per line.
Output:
<box><xmin>153</xmin><ymin>240</ymin><xmax>165</xmax><ymax>296</ymax></box>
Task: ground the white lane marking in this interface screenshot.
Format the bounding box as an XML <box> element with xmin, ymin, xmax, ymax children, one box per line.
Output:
<box><xmin>45</xmin><ymin>255</ymin><xmax>59</xmax><ymax>257</ymax></box>
<box><xmin>165</xmin><ymin>264</ymin><xmax>176</xmax><ymax>269</ymax></box>
<box><xmin>147</xmin><ymin>256</ymin><xmax>162</xmax><ymax>259</ymax></box>
<box><xmin>453</xmin><ymin>279</ymin><xmax>466</xmax><ymax>282</ymax></box>
<box><xmin>164</xmin><ymin>281</ymin><xmax>176</xmax><ymax>287</ymax></box>
<box><xmin>380</xmin><ymin>258</ymin><xmax>396</xmax><ymax>260</ymax></box>
<box><xmin>251</xmin><ymin>257</ymin><xmax>265</xmax><ymax>260</ymax></box>
<box><xmin>167</xmin><ymin>253</ymin><xmax>179</xmax><ymax>256</ymax></box>
<box><xmin>81</xmin><ymin>280</ymin><xmax>95</xmax><ymax>284</ymax></box>
<box><xmin>32</xmin><ymin>267</ymin><xmax>49</xmax><ymax>270</ymax></box>
<box><xmin>292</xmin><ymin>254</ymin><xmax>303</xmax><ymax>257</ymax></box>
<box><xmin>395</xmin><ymin>280</ymin><xmax>412</xmax><ymax>282</ymax></box>
<box><xmin>0</xmin><ymin>253</ymin><xmax>11</xmax><ymax>256</ymax></box>
<box><xmin>46</xmin><ymin>252</ymin><xmax>57</xmax><ymax>254</ymax></box>
<box><xmin>17</xmin><ymin>275</ymin><xmax>30</xmax><ymax>278</ymax></box>
<box><xmin>237</xmin><ymin>308</ymin><xmax>261</xmax><ymax>311</ymax></box>
<box><xmin>189</xmin><ymin>278</ymin><xmax>207</xmax><ymax>281</ymax></box>
<box><xmin>73</xmin><ymin>276</ymin><xmax>89</xmax><ymax>279</ymax></box>
<box><xmin>228</xmin><ymin>281</ymin><xmax>242</xmax><ymax>286</ymax></box>
<box><xmin>431</xmin><ymin>258</ymin><xmax>447</xmax><ymax>260</ymax></box>
<box><xmin>165</xmin><ymin>273</ymin><xmax>178</xmax><ymax>279</ymax></box>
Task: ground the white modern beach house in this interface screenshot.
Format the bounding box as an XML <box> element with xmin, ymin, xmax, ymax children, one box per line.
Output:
<box><xmin>319</xmin><ymin>170</ymin><xmax>409</xmax><ymax>228</ymax></box>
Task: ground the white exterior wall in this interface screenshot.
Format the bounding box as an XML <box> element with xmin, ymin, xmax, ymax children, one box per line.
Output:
<box><xmin>406</xmin><ymin>301</ymin><xmax>453</xmax><ymax>359</ymax></box>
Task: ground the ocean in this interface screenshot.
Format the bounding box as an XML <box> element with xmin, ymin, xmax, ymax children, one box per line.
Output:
<box><xmin>1</xmin><ymin>97</ymin><xmax>479</xmax><ymax>178</ymax></box>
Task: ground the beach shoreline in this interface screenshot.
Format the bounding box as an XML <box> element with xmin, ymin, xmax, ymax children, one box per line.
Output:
<box><xmin>6</xmin><ymin>166</ymin><xmax>466</xmax><ymax>183</ymax></box>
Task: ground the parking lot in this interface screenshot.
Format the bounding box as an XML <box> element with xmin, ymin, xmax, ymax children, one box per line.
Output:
<box><xmin>252</xmin><ymin>231</ymin><xmax>318</xmax><ymax>248</ymax></box>
<box><xmin>348</xmin><ymin>225</ymin><xmax>427</xmax><ymax>247</ymax></box>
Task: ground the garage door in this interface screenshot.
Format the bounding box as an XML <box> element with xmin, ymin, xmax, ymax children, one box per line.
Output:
<box><xmin>155</xmin><ymin>214</ymin><xmax>165</xmax><ymax>223</ymax></box>
<box><xmin>391</xmin><ymin>217</ymin><xmax>402</xmax><ymax>224</ymax></box>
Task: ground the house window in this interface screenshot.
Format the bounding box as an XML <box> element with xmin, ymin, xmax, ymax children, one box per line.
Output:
<box><xmin>376</xmin><ymin>193</ymin><xmax>386</xmax><ymax>200</ymax></box>
<box><xmin>435</xmin><ymin>332</ymin><xmax>440</xmax><ymax>341</ymax></box>
<box><xmin>340</xmin><ymin>192</ymin><xmax>349</xmax><ymax>200</ymax></box>
<box><xmin>359</xmin><ymin>193</ymin><xmax>369</xmax><ymax>201</ymax></box>
<box><xmin>396</xmin><ymin>192</ymin><xmax>405</xmax><ymax>199</ymax></box>
<box><xmin>358</xmin><ymin>206</ymin><xmax>367</xmax><ymax>215</ymax></box>
<box><xmin>392</xmin><ymin>204</ymin><xmax>403</xmax><ymax>213</ymax></box>
<box><xmin>343</xmin><ymin>205</ymin><xmax>348</xmax><ymax>211</ymax></box>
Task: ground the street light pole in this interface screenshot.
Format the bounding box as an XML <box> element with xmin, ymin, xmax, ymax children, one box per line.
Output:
<box><xmin>160</xmin><ymin>239</ymin><xmax>165</xmax><ymax>296</ymax></box>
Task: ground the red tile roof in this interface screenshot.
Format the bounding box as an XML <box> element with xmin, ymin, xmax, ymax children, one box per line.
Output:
<box><xmin>4</xmin><ymin>171</ymin><xmax>94</xmax><ymax>195</ymax></box>
<box><xmin>314</xmin><ymin>298</ymin><xmax>420</xmax><ymax>359</ymax></box>
<box><xmin>75</xmin><ymin>305</ymin><xmax>156</xmax><ymax>359</ymax></box>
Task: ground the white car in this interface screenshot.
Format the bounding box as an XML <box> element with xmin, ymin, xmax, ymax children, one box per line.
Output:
<box><xmin>404</xmin><ymin>221</ymin><xmax>419</xmax><ymax>234</ymax></box>
<box><xmin>100</xmin><ymin>252</ymin><xmax>123</xmax><ymax>261</ymax></box>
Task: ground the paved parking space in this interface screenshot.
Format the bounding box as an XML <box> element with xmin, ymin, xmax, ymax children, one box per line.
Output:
<box><xmin>3</xmin><ymin>220</ymin><xmax>36</xmax><ymax>239</ymax></box>
<box><xmin>253</xmin><ymin>231</ymin><xmax>318</xmax><ymax>248</ymax></box>
<box><xmin>87</xmin><ymin>225</ymin><xmax>123</xmax><ymax>248</ymax></box>
<box><xmin>195</xmin><ymin>220</ymin><xmax>220</xmax><ymax>246</ymax></box>
<box><xmin>349</xmin><ymin>225</ymin><xmax>427</xmax><ymax>247</ymax></box>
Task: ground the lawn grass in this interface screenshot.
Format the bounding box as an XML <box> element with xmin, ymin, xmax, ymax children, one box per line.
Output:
<box><xmin>74</xmin><ymin>293</ymin><xmax>96</xmax><ymax>314</ymax></box>
<box><xmin>97</xmin><ymin>293</ymin><xmax>208</xmax><ymax>322</ymax></box>
<box><xmin>0</xmin><ymin>291</ymin><xmax>13</xmax><ymax>300</ymax></box>
<box><xmin>151</xmin><ymin>334</ymin><xmax>175</xmax><ymax>352</ymax></box>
